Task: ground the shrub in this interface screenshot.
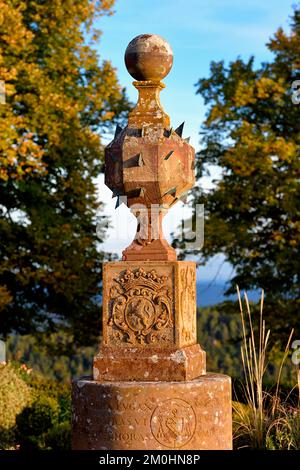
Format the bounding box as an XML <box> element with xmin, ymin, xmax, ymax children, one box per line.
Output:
<box><xmin>26</xmin><ymin>374</ymin><xmax>70</xmax><ymax>400</ymax></box>
<box><xmin>0</xmin><ymin>363</ymin><xmax>32</xmax><ymax>449</ymax></box>
<box><xmin>58</xmin><ymin>394</ymin><xmax>71</xmax><ymax>423</ymax></box>
<box><xmin>0</xmin><ymin>361</ymin><xmax>71</xmax><ymax>449</ymax></box>
<box><xmin>45</xmin><ymin>422</ymin><xmax>71</xmax><ymax>450</ymax></box>
<box><xmin>16</xmin><ymin>395</ymin><xmax>59</xmax><ymax>449</ymax></box>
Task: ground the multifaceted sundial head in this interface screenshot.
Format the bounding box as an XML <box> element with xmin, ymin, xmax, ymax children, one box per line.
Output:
<box><xmin>124</xmin><ymin>34</ymin><xmax>173</xmax><ymax>81</ymax></box>
<box><xmin>105</xmin><ymin>33</ymin><xmax>195</xmax><ymax>261</ymax></box>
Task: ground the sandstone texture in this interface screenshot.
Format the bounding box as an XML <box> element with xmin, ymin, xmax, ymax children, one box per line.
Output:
<box><xmin>72</xmin><ymin>374</ymin><xmax>232</xmax><ymax>450</ymax></box>
<box><xmin>72</xmin><ymin>34</ymin><xmax>232</xmax><ymax>451</ymax></box>
<box><xmin>93</xmin><ymin>261</ymin><xmax>206</xmax><ymax>382</ymax></box>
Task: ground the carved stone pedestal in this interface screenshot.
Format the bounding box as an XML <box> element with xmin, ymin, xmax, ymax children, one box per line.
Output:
<box><xmin>71</xmin><ymin>33</ymin><xmax>232</xmax><ymax>451</ymax></box>
<box><xmin>94</xmin><ymin>344</ymin><xmax>205</xmax><ymax>382</ymax></box>
<box><xmin>93</xmin><ymin>261</ymin><xmax>206</xmax><ymax>382</ymax></box>
<box><xmin>72</xmin><ymin>374</ymin><xmax>232</xmax><ymax>450</ymax></box>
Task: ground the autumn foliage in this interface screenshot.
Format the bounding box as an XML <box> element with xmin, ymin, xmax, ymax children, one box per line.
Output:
<box><xmin>192</xmin><ymin>7</ymin><xmax>300</xmax><ymax>339</ymax></box>
<box><xmin>0</xmin><ymin>0</ymin><xmax>130</xmax><ymax>346</ymax></box>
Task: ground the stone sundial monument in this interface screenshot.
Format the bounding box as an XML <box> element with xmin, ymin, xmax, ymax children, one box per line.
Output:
<box><xmin>72</xmin><ymin>34</ymin><xmax>232</xmax><ymax>450</ymax></box>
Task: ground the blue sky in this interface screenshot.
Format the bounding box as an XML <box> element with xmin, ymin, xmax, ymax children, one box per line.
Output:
<box><xmin>95</xmin><ymin>0</ymin><xmax>294</xmax><ymax>283</ymax></box>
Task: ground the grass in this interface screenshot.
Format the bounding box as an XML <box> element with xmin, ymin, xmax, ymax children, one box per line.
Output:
<box><xmin>233</xmin><ymin>287</ymin><xmax>300</xmax><ymax>449</ymax></box>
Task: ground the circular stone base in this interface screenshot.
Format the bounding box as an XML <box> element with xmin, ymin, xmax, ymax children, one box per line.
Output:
<box><xmin>72</xmin><ymin>374</ymin><xmax>232</xmax><ymax>450</ymax></box>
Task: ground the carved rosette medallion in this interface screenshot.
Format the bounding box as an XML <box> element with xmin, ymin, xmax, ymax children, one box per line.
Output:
<box><xmin>108</xmin><ymin>268</ymin><xmax>173</xmax><ymax>344</ymax></box>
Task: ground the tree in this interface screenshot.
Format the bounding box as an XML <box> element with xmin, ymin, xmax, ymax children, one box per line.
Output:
<box><xmin>0</xmin><ymin>0</ymin><xmax>130</xmax><ymax>348</ymax></box>
<box><xmin>191</xmin><ymin>6</ymin><xmax>300</xmax><ymax>339</ymax></box>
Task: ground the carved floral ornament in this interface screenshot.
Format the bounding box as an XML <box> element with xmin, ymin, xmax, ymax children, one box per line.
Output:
<box><xmin>108</xmin><ymin>268</ymin><xmax>173</xmax><ymax>344</ymax></box>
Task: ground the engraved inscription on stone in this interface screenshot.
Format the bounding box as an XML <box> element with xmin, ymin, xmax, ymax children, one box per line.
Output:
<box><xmin>150</xmin><ymin>398</ymin><xmax>196</xmax><ymax>448</ymax></box>
<box><xmin>108</xmin><ymin>268</ymin><xmax>173</xmax><ymax>345</ymax></box>
<box><xmin>84</xmin><ymin>397</ymin><xmax>157</xmax><ymax>443</ymax></box>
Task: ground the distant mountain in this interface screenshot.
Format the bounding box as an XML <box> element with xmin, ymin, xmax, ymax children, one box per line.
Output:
<box><xmin>197</xmin><ymin>281</ymin><xmax>261</xmax><ymax>307</ymax></box>
<box><xmin>96</xmin><ymin>280</ymin><xmax>260</xmax><ymax>307</ymax></box>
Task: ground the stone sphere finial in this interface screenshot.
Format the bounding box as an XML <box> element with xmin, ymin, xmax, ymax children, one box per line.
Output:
<box><xmin>124</xmin><ymin>34</ymin><xmax>173</xmax><ymax>81</ymax></box>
